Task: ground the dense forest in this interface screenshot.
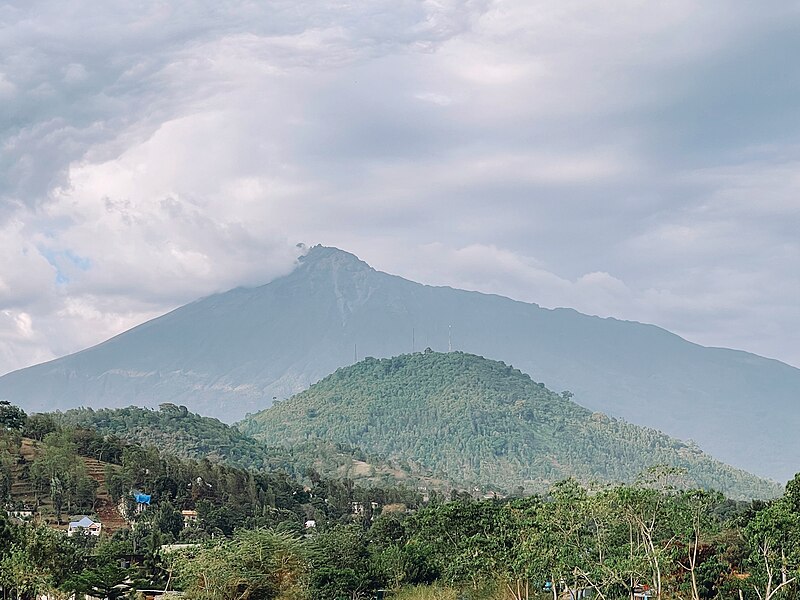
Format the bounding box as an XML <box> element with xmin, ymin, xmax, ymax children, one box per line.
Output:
<box><xmin>240</xmin><ymin>352</ymin><xmax>781</xmax><ymax>499</ymax></box>
<box><xmin>56</xmin><ymin>404</ymin><xmax>284</xmax><ymax>470</ymax></box>
<box><xmin>54</xmin><ymin>405</ymin><xmax>436</xmax><ymax>489</ymax></box>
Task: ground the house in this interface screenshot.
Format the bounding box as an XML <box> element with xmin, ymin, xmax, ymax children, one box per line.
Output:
<box><xmin>181</xmin><ymin>510</ymin><xmax>198</xmax><ymax>528</ymax></box>
<box><xmin>68</xmin><ymin>516</ymin><xmax>102</xmax><ymax>537</ymax></box>
<box><xmin>351</xmin><ymin>501</ymin><xmax>379</xmax><ymax>516</ymax></box>
<box><xmin>134</xmin><ymin>492</ymin><xmax>152</xmax><ymax>514</ymax></box>
<box><xmin>8</xmin><ymin>509</ymin><xmax>34</xmax><ymax>520</ymax></box>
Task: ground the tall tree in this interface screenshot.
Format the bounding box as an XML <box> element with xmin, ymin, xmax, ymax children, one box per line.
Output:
<box><xmin>176</xmin><ymin>529</ymin><xmax>307</xmax><ymax>600</ymax></box>
<box><xmin>0</xmin><ymin>402</ymin><xmax>26</xmax><ymax>432</ymax></box>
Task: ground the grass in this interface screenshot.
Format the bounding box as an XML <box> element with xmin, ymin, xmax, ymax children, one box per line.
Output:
<box><xmin>391</xmin><ymin>584</ymin><xmax>508</xmax><ymax>600</ymax></box>
<box><xmin>391</xmin><ymin>586</ymin><xmax>459</xmax><ymax>600</ymax></box>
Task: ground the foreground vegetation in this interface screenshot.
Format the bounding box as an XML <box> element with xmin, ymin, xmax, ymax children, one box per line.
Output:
<box><xmin>3</xmin><ymin>401</ymin><xmax>800</xmax><ymax>600</ymax></box>
<box><xmin>3</xmin><ymin>470</ymin><xmax>800</xmax><ymax>600</ymax></box>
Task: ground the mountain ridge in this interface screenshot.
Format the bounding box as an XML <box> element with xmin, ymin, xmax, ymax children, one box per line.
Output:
<box><xmin>0</xmin><ymin>245</ymin><xmax>798</xmax><ymax>481</ymax></box>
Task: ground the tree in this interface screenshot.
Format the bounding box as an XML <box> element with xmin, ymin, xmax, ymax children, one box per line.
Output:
<box><xmin>21</xmin><ymin>413</ymin><xmax>58</xmax><ymax>441</ymax></box>
<box><xmin>672</xmin><ymin>490</ymin><xmax>724</xmax><ymax>600</ymax></box>
<box><xmin>570</xmin><ymin>487</ymin><xmax>640</xmax><ymax>600</ymax></box>
<box><xmin>744</xmin><ymin>491</ymin><xmax>800</xmax><ymax>600</ymax></box>
<box><xmin>307</xmin><ymin>525</ymin><xmax>374</xmax><ymax>599</ymax></box>
<box><xmin>143</xmin><ymin>528</ymin><xmax>167</xmax><ymax>588</ymax></box>
<box><xmin>0</xmin><ymin>433</ymin><xmax>20</xmax><ymax>503</ymax></box>
<box><xmin>176</xmin><ymin>529</ymin><xmax>307</xmax><ymax>600</ymax></box>
<box><xmin>368</xmin><ymin>512</ymin><xmax>436</xmax><ymax>591</ymax></box>
<box><xmin>494</xmin><ymin>496</ymin><xmax>551</xmax><ymax>600</ymax></box>
<box><xmin>0</xmin><ymin>546</ymin><xmax>53</xmax><ymax>600</ymax></box>
<box><xmin>409</xmin><ymin>499</ymin><xmax>504</xmax><ymax>589</ymax></box>
<box><xmin>0</xmin><ymin>511</ymin><xmax>13</xmax><ymax>554</ymax></box>
<box><xmin>67</xmin><ymin>563</ymin><xmax>136</xmax><ymax>600</ymax></box>
<box><xmin>613</xmin><ymin>484</ymin><xmax>680</xmax><ymax>600</ymax></box>
<box><xmin>0</xmin><ymin>402</ymin><xmax>26</xmax><ymax>432</ymax></box>
<box><xmin>29</xmin><ymin>432</ymin><xmax>93</xmax><ymax>522</ymax></box>
<box><xmin>0</xmin><ymin>523</ymin><xmax>87</xmax><ymax>600</ymax></box>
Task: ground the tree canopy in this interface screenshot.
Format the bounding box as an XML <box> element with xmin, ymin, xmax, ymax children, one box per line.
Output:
<box><xmin>241</xmin><ymin>352</ymin><xmax>781</xmax><ymax>499</ymax></box>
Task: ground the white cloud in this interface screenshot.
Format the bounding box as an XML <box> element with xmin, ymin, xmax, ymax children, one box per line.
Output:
<box><xmin>1</xmin><ymin>0</ymin><xmax>800</xmax><ymax>375</ymax></box>
<box><xmin>0</xmin><ymin>72</ymin><xmax>15</xmax><ymax>98</ymax></box>
<box><xmin>62</xmin><ymin>63</ymin><xmax>88</xmax><ymax>85</ymax></box>
<box><xmin>413</xmin><ymin>91</ymin><xmax>454</xmax><ymax>106</ymax></box>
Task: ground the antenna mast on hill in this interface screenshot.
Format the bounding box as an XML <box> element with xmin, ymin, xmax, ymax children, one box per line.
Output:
<box><xmin>448</xmin><ymin>325</ymin><xmax>452</xmax><ymax>352</ymax></box>
<box><xmin>354</xmin><ymin>343</ymin><xmax>357</xmax><ymax>363</ymax></box>
<box><xmin>412</xmin><ymin>328</ymin><xmax>415</xmax><ymax>353</ymax></box>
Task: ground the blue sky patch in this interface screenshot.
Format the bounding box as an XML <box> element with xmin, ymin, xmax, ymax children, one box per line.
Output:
<box><xmin>38</xmin><ymin>247</ymin><xmax>92</xmax><ymax>285</ymax></box>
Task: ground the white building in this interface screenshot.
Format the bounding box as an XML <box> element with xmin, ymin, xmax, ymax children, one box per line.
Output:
<box><xmin>67</xmin><ymin>516</ymin><xmax>102</xmax><ymax>537</ymax></box>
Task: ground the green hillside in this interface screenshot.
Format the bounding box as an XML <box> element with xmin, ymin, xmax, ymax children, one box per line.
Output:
<box><xmin>55</xmin><ymin>405</ymin><xmax>443</xmax><ymax>488</ymax></box>
<box><xmin>240</xmin><ymin>351</ymin><xmax>782</xmax><ymax>500</ymax></box>
<box><xmin>2</xmin><ymin>405</ymin><xmax>423</xmax><ymax>540</ymax></box>
<box><xmin>57</xmin><ymin>404</ymin><xmax>280</xmax><ymax>470</ymax></box>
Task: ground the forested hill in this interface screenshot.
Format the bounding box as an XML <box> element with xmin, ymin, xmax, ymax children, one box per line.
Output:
<box><xmin>54</xmin><ymin>405</ymin><xmax>441</xmax><ymax>488</ymax></box>
<box><xmin>56</xmin><ymin>405</ymin><xmax>278</xmax><ymax>470</ymax></box>
<box><xmin>240</xmin><ymin>352</ymin><xmax>782</xmax><ymax>500</ymax></box>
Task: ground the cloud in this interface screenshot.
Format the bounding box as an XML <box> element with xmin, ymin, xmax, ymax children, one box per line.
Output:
<box><xmin>370</xmin><ymin>242</ymin><xmax>633</xmax><ymax>319</ymax></box>
<box><xmin>1</xmin><ymin>0</ymin><xmax>800</xmax><ymax>374</ymax></box>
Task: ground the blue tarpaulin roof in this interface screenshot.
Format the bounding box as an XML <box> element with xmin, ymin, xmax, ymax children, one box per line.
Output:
<box><xmin>134</xmin><ymin>493</ymin><xmax>151</xmax><ymax>504</ymax></box>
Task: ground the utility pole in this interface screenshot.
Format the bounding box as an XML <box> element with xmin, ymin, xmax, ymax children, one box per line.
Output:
<box><xmin>448</xmin><ymin>324</ymin><xmax>452</xmax><ymax>352</ymax></box>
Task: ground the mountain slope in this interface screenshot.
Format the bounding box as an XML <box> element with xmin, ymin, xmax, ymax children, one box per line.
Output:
<box><xmin>0</xmin><ymin>436</ymin><xmax>127</xmax><ymax>532</ymax></box>
<box><xmin>56</xmin><ymin>405</ymin><xmax>282</xmax><ymax>471</ymax></box>
<box><xmin>54</xmin><ymin>405</ymin><xmax>442</xmax><ymax>488</ymax></box>
<box><xmin>239</xmin><ymin>351</ymin><xmax>781</xmax><ymax>500</ymax></box>
<box><xmin>0</xmin><ymin>245</ymin><xmax>799</xmax><ymax>480</ymax></box>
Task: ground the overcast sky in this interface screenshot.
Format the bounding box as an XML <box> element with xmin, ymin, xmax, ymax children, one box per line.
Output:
<box><xmin>1</xmin><ymin>0</ymin><xmax>799</xmax><ymax>375</ymax></box>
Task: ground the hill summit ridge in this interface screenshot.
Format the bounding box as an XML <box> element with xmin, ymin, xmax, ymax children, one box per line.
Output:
<box><xmin>239</xmin><ymin>350</ymin><xmax>781</xmax><ymax>500</ymax></box>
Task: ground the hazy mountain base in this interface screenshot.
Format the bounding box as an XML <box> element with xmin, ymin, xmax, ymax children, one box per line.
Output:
<box><xmin>240</xmin><ymin>351</ymin><xmax>782</xmax><ymax>500</ymax></box>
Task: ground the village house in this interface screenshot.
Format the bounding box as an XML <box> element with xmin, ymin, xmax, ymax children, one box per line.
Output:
<box><xmin>181</xmin><ymin>510</ymin><xmax>198</xmax><ymax>528</ymax></box>
<box><xmin>134</xmin><ymin>492</ymin><xmax>152</xmax><ymax>514</ymax></box>
<box><xmin>8</xmin><ymin>508</ymin><xmax>34</xmax><ymax>520</ymax></box>
<box><xmin>67</xmin><ymin>516</ymin><xmax>102</xmax><ymax>537</ymax></box>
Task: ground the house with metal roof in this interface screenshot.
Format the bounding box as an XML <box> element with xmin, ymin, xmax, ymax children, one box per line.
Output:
<box><xmin>67</xmin><ymin>516</ymin><xmax>102</xmax><ymax>536</ymax></box>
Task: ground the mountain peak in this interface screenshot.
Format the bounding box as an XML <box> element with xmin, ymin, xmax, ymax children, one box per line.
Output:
<box><xmin>297</xmin><ymin>245</ymin><xmax>374</xmax><ymax>273</ymax></box>
<box><xmin>3</xmin><ymin>242</ymin><xmax>800</xmax><ymax>482</ymax></box>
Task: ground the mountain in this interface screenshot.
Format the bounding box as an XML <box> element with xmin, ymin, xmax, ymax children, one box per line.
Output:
<box><xmin>238</xmin><ymin>351</ymin><xmax>780</xmax><ymax>500</ymax></box>
<box><xmin>0</xmin><ymin>245</ymin><xmax>798</xmax><ymax>480</ymax></box>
